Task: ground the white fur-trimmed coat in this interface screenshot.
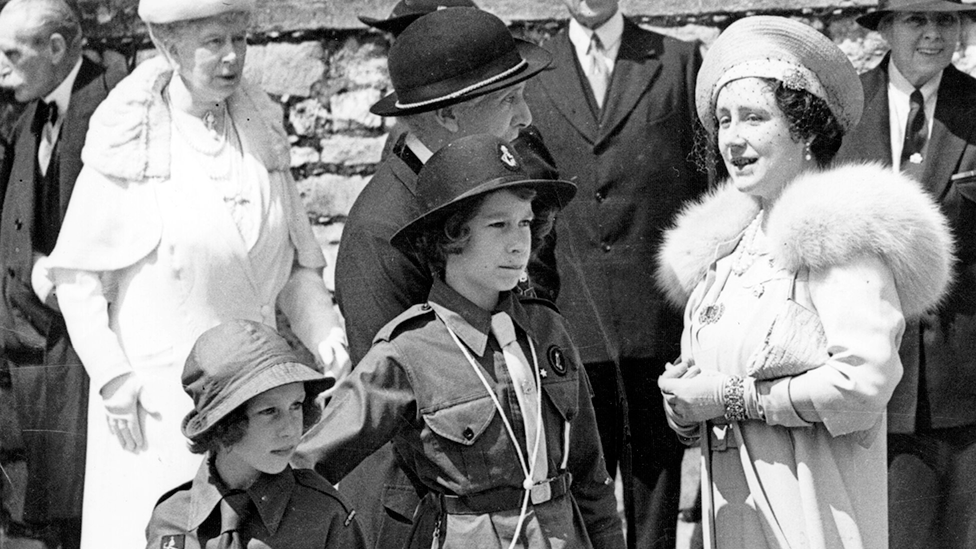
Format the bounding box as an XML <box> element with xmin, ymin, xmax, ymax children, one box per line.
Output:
<box><xmin>655</xmin><ymin>162</ymin><xmax>954</xmax><ymax>549</ymax></box>
<box><xmin>656</xmin><ymin>162</ymin><xmax>954</xmax><ymax>318</ymax></box>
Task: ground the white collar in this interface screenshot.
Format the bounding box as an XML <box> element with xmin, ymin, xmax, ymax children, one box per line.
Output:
<box><xmin>43</xmin><ymin>56</ymin><xmax>83</xmax><ymax>119</ymax></box>
<box><xmin>568</xmin><ymin>10</ymin><xmax>624</xmax><ymax>60</ymax></box>
<box><xmin>405</xmin><ymin>132</ymin><xmax>434</xmax><ymax>164</ymax></box>
<box><xmin>888</xmin><ymin>59</ymin><xmax>941</xmax><ymax>104</ymax></box>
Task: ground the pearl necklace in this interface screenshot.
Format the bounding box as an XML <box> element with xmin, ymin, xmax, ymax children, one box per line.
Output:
<box><xmin>730</xmin><ymin>210</ymin><xmax>764</xmax><ymax>276</ymax></box>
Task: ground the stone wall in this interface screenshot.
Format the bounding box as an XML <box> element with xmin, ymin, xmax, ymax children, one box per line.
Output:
<box><xmin>6</xmin><ymin>1</ymin><xmax>976</xmax><ymax>291</ymax></box>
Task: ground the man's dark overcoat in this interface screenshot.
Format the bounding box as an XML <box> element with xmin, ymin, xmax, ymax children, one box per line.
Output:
<box><xmin>1</xmin><ymin>56</ymin><xmax>123</xmax><ymax>522</ymax></box>
<box><xmin>836</xmin><ymin>56</ymin><xmax>976</xmax><ymax>433</ymax></box>
<box><xmin>523</xmin><ymin>18</ymin><xmax>707</xmax><ymax>549</ymax></box>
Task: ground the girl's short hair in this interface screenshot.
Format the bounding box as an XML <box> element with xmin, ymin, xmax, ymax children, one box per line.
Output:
<box><xmin>187</xmin><ymin>384</ymin><xmax>323</xmax><ymax>455</ymax></box>
<box><xmin>413</xmin><ymin>186</ymin><xmax>557</xmax><ymax>278</ymax></box>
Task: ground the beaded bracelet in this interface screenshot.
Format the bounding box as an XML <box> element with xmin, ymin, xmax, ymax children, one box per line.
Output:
<box><xmin>723</xmin><ymin>375</ymin><xmax>747</xmax><ymax>422</ymax></box>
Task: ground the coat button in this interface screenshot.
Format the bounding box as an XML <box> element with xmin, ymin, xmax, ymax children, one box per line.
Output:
<box><xmin>601</xmin><ymin>242</ymin><xmax>612</xmax><ymax>253</ymax></box>
<box><xmin>463</xmin><ymin>427</ymin><xmax>474</xmax><ymax>441</ymax></box>
<box><xmin>421</xmin><ymin>303</ymin><xmax>431</xmax><ymax>311</ymax></box>
<box><xmin>13</xmin><ymin>218</ymin><xmax>22</xmax><ymax>230</ymax></box>
<box><xmin>261</xmin><ymin>304</ymin><xmax>273</xmax><ymax>318</ymax></box>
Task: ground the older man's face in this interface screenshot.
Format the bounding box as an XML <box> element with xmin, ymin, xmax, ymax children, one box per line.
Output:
<box><xmin>560</xmin><ymin>0</ymin><xmax>619</xmax><ymax>29</ymax></box>
<box><xmin>881</xmin><ymin>12</ymin><xmax>961</xmax><ymax>88</ymax></box>
<box><xmin>0</xmin><ymin>8</ymin><xmax>59</xmax><ymax>102</ymax></box>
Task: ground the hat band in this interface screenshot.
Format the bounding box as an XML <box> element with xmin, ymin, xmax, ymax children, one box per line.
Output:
<box><xmin>395</xmin><ymin>58</ymin><xmax>528</xmax><ymax>110</ymax></box>
<box><xmin>709</xmin><ymin>59</ymin><xmax>831</xmax><ymax>128</ymax></box>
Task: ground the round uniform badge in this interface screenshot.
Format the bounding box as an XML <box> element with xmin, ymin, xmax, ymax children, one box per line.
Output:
<box><xmin>547</xmin><ymin>345</ymin><xmax>567</xmax><ymax>375</ymax></box>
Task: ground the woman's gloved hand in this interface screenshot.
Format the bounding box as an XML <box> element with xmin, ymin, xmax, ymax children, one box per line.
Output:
<box><xmin>318</xmin><ymin>326</ymin><xmax>351</xmax><ymax>381</ymax></box>
<box><xmin>100</xmin><ymin>372</ymin><xmax>147</xmax><ymax>453</ymax></box>
<box><xmin>659</xmin><ymin>362</ymin><xmax>729</xmax><ymax>426</ymax></box>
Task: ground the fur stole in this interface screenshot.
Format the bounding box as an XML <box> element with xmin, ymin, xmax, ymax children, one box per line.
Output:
<box><xmin>80</xmin><ymin>55</ymin><xmax>290</xmax><ymax>181</ymax></box>
<box><xmin>656</xmin><ymin>163</ymin><xmax>954</xmax><ymax>318</ymax></box>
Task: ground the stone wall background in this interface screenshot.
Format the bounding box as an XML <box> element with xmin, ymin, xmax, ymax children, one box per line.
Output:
<box><xmin>6</xmin><ymin>0</ymin><xmax>976</xmax><ymax>291</ymax></box>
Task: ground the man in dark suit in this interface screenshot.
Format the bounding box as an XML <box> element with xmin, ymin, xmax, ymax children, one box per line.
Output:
<box><xmin>835</xmin><ymin>1</ymin><xmax>976</xmax><ymax>548</ymax></box>
<box><xmin>523</xmin><ymin>1</ymin><xmax>707</xmax><ymax>548</ymax></box>
<box><xmin>315</xmin><ymin>8</ymin><xmax>555</xmax><ymax>549</ymax></box>
<box><xmin>0</xmin><ymin>1</ymin><xmax>123</xmax><ymax>547</ymax></box>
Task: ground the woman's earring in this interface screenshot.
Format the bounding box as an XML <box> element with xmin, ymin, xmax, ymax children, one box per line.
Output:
<box><xmin>804</xmin><ymin>143</ymin><xmax>813</xmax><ymax>162</ymax></box>
<box><xmin>519</xmin><ymin>270</ymin><xmax>529</xmax><ymax>283</ymax></box>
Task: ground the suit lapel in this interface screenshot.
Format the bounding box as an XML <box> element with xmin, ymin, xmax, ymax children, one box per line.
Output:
<box><xmin>537</xmin><ymin>32</ymin><xmax>599</xmax><ymax>143</ymax></box>
<box><xmin>850</xmin><ymin>60</ymin><xmax>893</xmax><ymax>165</ymax></box>
<box><xmin>924</xmin><ymin>65</ymin><xmax>974</xmax><ymax>201</ymax></box>
<box><xmin>598</xmin><ymin>19</ymin><xmax>661</xmax><ymax>146</ymax></box>
<box><xmin>58</xmin><ymin>57</ymin><xmax>105</xmax><ymax>217</ymax></box>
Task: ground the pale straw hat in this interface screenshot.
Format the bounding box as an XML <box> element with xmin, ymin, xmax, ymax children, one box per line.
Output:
<box><xmin>695</xmin><ymin>16</ymin><xmax>863</xmax><ymax>134</ymax></box>
<box><xmin>138</xmin><ymin>0</ymin><xmax>256</xmax><ymax>24</ymax></box>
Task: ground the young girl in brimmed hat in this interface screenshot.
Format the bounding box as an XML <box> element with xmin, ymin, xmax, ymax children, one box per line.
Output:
<box><xmin>146</xmin><ymin>320</ymin><xmax>367</xmax><ymax>549</ymax></box>
<box><xmin>295</xmin><ymin>134</ymin><xmax>624</xmax><ymax>549</ymax></box>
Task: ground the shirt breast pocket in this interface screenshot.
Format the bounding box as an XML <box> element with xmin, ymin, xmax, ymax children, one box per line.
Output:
<box><xmin>422</xmin><ymin>395</ymin><xmax>513</xmax><ymax>487</ymax></box>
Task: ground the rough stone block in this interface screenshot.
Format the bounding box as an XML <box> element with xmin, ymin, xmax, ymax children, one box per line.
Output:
<box><xmin>289</xmin><ymin>98</ymin><xmax>329</xmax><ymax>137</ymax></box>
<box><xmin>290</xmin><ymin>146</ymin><xmax>320</xmax><ymax>168</ymax></box>
<box><xmin>311</xmin><ymin>222</ymin><xmax>345</xmax><ymax>292</ymax></box>
<box><xmin>330</xmin><ymin>88</ymin><xmax>384</xmax><ymax>131</ymax></box>
<box><xmin>296</xmin><ymin>174</ymin><xmax>370</xmax><ymax>218</ymax></box>
<box><xmin>245</xmin><ymin>41</ymin><xmax>326</xmax><ymax>97</ymax></box>
<box><xmin>320</xmin><ymin>135</ymin><xmax>386</xmax><ymax>166</ymax></box>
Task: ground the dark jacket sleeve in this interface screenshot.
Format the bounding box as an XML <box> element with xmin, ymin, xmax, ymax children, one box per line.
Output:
<box><xmin>295</xmin><ymin>340</ymin><xmax>417</xmax><ymax>482</ymax></box>
<box><xmin>569</xmin><ymin>353</ymin><xmax>626</xmax><ymax>549</ymax></box>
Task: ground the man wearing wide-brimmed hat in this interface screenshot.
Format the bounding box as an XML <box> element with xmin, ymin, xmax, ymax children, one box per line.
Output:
<box><xmin>836</xmin><ymin>1</ymin><xmax>976</xmax><ymax>548</ymax></box>
<box><xmin>323</xmin><ymin>7</ymin><xmax>553</xmax><ymax>548</ymax></box>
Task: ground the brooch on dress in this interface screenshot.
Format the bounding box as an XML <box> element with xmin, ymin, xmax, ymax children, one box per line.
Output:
<box><xmin>698</xmin><ymin>303</ymin><xmax>725</xmax><ymax>325</ymax></box>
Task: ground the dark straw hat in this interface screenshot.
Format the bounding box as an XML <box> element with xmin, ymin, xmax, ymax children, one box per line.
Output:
<box><xmin>857</xmin><ymin>0</ymin><xmax>976</xmax><ymax>30</ymax></box>
<box><xmin>181</xmin><ymin>320</ymin><xmax>334</xmax><ymax>439</ymax></box>
<box><xmin>391</xmin><ymin>134</ymin><xmax>576</xmax><ymax>250</ymax></box>
<box><xmin>370</xmin><ymin>8</ymin><xmax>551</xmax><ymax>117</ymax></box>
<box><xmin>359</xmin><ymin>0</ymin><xmax>479</xmax><ymax>36</ymax></box>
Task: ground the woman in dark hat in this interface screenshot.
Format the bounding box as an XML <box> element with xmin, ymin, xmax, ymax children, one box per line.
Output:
<box><xmin>45</xmin><ymin>0</ymin><xmax>348</xmax><ymax>546</ymax></box>
<box><xmin>656</xmin><ymin>16</ymin><xmax>953</xmax><ymax>549</ymax></box>
<box><xmin>297</xmin><ymin>134</ymin><xmax>625</xmax><ymax>549</ymax></box>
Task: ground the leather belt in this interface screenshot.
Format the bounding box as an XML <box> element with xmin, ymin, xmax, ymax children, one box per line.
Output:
<box><xmin>441</xmin><ymin>472</ymin><xmax>572</xmax><ymax>515</ymax></box>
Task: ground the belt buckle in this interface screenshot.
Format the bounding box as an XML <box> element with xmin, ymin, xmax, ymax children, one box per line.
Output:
<box><xmin>530</xmin><ymin>480</ymin><xmax>552</xmax><ymax>505</ymax></box>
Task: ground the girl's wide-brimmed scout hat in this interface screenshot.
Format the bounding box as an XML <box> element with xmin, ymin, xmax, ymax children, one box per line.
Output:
<box><xmin>391</xmin><ymin>134</ymin><xmax>576</xmax><ymax>251</ymax></box>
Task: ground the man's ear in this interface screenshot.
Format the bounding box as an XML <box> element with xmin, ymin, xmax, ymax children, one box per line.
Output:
<box><xmin>48</xmin><ymin>33</ymin><xmax>67</xmax><ymax>66</ymax></box>
<box><xmin>433</xmin><ymin>105</ymin><xmax>461</xmax><ymax>134</ymax></box>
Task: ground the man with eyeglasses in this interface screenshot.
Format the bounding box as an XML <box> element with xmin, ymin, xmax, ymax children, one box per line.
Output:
<box><xmin>837</xmin><ymin>1</ymin><xmax>976</xmax><ymax>548</ymax></box>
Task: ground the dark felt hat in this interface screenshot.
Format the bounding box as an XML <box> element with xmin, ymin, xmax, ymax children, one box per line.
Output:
<box><xmin>391</xmin><ymin>134</ymin><xmax>576</xmax><ymax>250</ymax></box>
<box><xmin>359</xmin><ymin>0</ymin><xmax>479</xmax><ymax>36</ymax></box>
<box><xmin>370</xmin><ymin>8</ymin><xmax>551</xmax><ymax>117</ymax></box>
<box><xmin>181</xmin><ymin>320</ymin><xmax>334</xmax><ymax>439</ymax></box>
<box><xmin>857</xmin><ymin>0</ymin><xmax>976</xmax><ymax>30</ymax></box>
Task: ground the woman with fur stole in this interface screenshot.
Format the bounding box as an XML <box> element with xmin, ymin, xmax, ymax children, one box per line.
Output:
<box><xmin>656</xmin><ymin>16</ymin><xmax>953</xmax><ymax>549</ymax></box>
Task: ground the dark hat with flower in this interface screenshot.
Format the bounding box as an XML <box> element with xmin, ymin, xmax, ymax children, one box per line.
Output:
<box><xmin>391</xmin><ymin>134</ymin><xmax>576</xmax><ymax>250</ymax></box>
<box><xmin>359</xmin><ymin>0</ymin><xmax>479</xmax><ymax>36</ymax></box>
<box><xmin>370</xmin><ymin>7</ymin><xmax>551</xmax><ymax>117</ymax></box>
<box><xmin>695</xmin><ymin>16</ymin><xmax>863</xmax><ymax>135</ymax></box>
<box><xmin>181</xmin><ymin>320</ymin><xmax>334</xmax><ymax>439</ymax></box>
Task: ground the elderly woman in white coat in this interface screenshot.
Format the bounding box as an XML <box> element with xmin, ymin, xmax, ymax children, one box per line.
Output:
<box><xmin>45</xmin><ymin>0</ymin><xmax>349</xmax><ymax>547</ymax></box>
<box><xmin>655</xmin><ymin>16</ymin><xmax>954</xmax><ymax>549</ymax></box>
